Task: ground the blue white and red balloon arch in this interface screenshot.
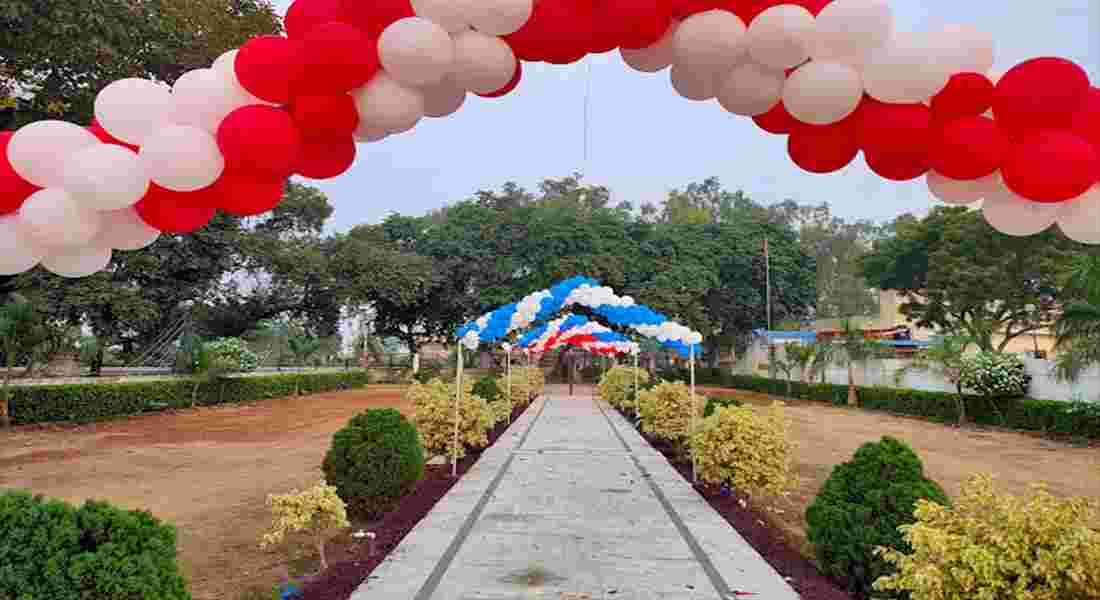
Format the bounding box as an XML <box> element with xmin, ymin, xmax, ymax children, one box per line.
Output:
<box><xmin>3</xmin><ymin>0</ymin><xmax>1100</xmax><ymax>278</ymax></box>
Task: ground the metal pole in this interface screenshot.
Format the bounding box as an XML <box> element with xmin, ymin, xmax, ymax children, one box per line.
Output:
<box><xmin>690</xmin><ymin>344</ymin><xmax>697</xmax><ymax>485</ymax></box>
<box><xmin>452</xmin><ymin>347</ymin><xmax>463</xmax><ymax>478</ymax></box>
<box><xmin>633</xmin><ymin>349</ymin><xmax>639</xmax><ymax>418</ymax></box>
<box><xmin>506</xmin><ymin>347</ymin><xmax>512</xmax><ymax>424</ymax></box>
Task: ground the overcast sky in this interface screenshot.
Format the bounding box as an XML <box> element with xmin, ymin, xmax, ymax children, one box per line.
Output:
<box><xmin>271</xmin><ymin>0</ymin><xmax>1099</xmax><ymax>231</ymax></box>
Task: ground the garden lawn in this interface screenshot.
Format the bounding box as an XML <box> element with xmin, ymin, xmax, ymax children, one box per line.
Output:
<box><xmin>0</xmin><ymin>385</ymin><xmax>410</xmax><ymax>600</ymax></box>
<box><xmin>700</xmin><ymin>387</ymin><xmax>1100</xmax><ymax>556</ymax></box>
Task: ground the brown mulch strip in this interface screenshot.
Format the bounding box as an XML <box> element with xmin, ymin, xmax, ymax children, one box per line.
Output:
<box><xmin>295</xmin><ymin>402</ymin><xmax>530</xmax><ymax>600</ymax></box>
<box><xmin>623</xmin><ymin>409</ymin><xmax>853</xmax><ymax>600</ymax></box>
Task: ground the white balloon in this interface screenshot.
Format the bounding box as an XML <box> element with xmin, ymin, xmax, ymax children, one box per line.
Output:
<box><xmin>95</xmin><ymin>207</ymin><xmax>161</xmax><ymax>251</ymax></box>
<box><xmin>927</xmin><ymin>171</ymin><xmax>998</xmax><ymax>205</ymax></box>
<box><xmin>982</xmin><ymin>184</ymin><xmax>1063</xmax><ymax>237</ymax></box>
<box><xmin>94</xmin><ymin>78</ymin><xmax>173</xmax><ymax>146</ymax></box>
<box><xmin>139</xmin><ymin>126</ymin><xmax>224</xmax><ymax>192</ymax></box>
<box><xmin>451</xmin><ymin>31</ymin><xmax>517</xmax><ymax>94</ymax></box>
<box><xmin>466</xmin><ymin>0</ymin><xmax>533</xmax><ymax>36</ymax></box>
<box><xmin>61</xmin><ymin>144</ymin><xmax>149</xmax><ymax>211</ymax></box>
<box><xmin>170</xmin><ymin>68</ymin><xmax>252</xmax><ymax>133</ymax></box>
<box><xmin>864</xmin><ymin>32</ymin><xmax>951</xmax><ymax>103</ymax></box>
<box><xmin>672</xmin><ymin>9</ymin><xmax>747</xmax><ymax>73</ymax></box>
<box><xmin>1058</xmin><ymin>186</ymin><xmax>1100</xmax><ymax>244</ymax></box>
<box><xmin>717</xmin><ymin>62</ymin><xmax>785</xmax><ymax>116</ymax></box>
<box><xmin>621</xmin><ymin>23</ymin><xmax>677</xmax><ymax>73</ymax></box>
<box><xmin>6</xmin><ymin>121</ymin><xmax>99</xmax><ymax>188</ymax></box>
<box><xmin>213</xmin><ymin>49</ymin><xmax>269</xmax><ymax>106</ymax></box>
<box><xmin>421</xmin><ymin>75</ymin><xmax>467</xmax><ymax>117</ymax></box>
<box><xmin>782</xmin><ymin>61</ymin><xmax>863</xmax><ymax>125</ymax></box>
<box><xmin>935</xmin><ymin>24</ymin><xmax>995</xmax><ymax>75</ymax></box>
<box><xmin>353</xmin><ymin>73</ymin><xmax>426</xmax><ymax>133</ymax></box>
<box><xmin>18</xmin><ymin>188</ymin><xmax>102</xmax><ymax>248</ymax></box>
<box><xmin>378</xmin><ymin>18</ymin><xmax>456</xmax><ymax>87</ymax></box>
<box><xmin>213</xmin><ymin>49</ymin><xmax>238</xmax><ymax>74</ymax></box>
<box><xmin>670</xmin><ymin>64</ymin><xmax>722</xmax><ymax>101</ymax></box>
<box><xmin>411</xmin><ymin>0</ymin><xmax>470</xmax><ymax>32</ymax></box>
<box><xmin>42</xmin><ymin>246</ymin><xmax>113</xmax><ymax>278</ymax></box>
<box><xmin>812</xmin><ymin>0</ymin><xmax>893</xmax><ymax>64</ymax></box>
<box><xmin>747</xmin><ymin>4</ymin><xmax>815</xmax><ymax>70</ymax></box>
<box><xmin>0</xmin><ymin>215</ymin><xmax>42</xmax><ymax>275</ymax></box>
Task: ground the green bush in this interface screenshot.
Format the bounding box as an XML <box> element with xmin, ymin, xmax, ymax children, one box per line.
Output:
<box><xmin>472</xmin><ymin>375</ymin><xmax>502</xmax><ymax>402</ymax></box>
<box><xmin>0</xmin><ymin>490</ymin><xmax>190</xmax><ymax>600</ymax></box>
<box><xmin>203</xmin><ymin>338</ymin><xmax>259</xmax><ymax>372</ymax></box>
<box><xmin>720</xmin><ymin>374</ymin><xmax>1100</xmax><ymax>439</ymax></box>
<box><xmin>703</xmin><ymin>395</ymin><xmax>743</xmax><ymax>417</ymax></box>
<box><xmin>321</xmin><ymin>409</ymin><xmax>425</xmax><ymax>519</ymax></box>
<box><xmin>9</xmin><ymin>371</ymin><xmax>372</xmax><ymax>425</ymax></box>
<box><xmin>960</xmin><ymin>351</ymin><xmax>1031</xmax><ymax>399</ymax></box>
<box><xmin>805</xmin><ymin>436</ymin><xmax>949</xmax><ymax>599</ymax></box>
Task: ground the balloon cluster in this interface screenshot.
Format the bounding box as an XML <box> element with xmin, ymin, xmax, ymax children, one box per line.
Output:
<box><xmin>5</xmin><ymin>0</ymin><xmax>1100</xmax><ymax>279</ymax></box>
<box><xmin>517</xmin><ymin>313</ymin><xmax>640</xmax><ymax>357</ymax></box>
<box><xmin>457</xmin><ymin>276</ymin><xmax>702</xmax><ymax>357</ymax></box>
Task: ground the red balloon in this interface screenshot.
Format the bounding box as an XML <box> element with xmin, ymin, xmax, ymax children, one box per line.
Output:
<box><xmin>341</xmin><ymin>0</ymin><xmax>413</xmax><ymax>38</ymax></box>
<box><xmin>994</xmin><ymin>57</ymin><xmax>1091</xmax><ymax>139</ymax></box>
<box><xmin>218</xmin><ymin>106</ymin><xmax>302</xmax><ymax>178</ymax></box>
<box><xmin>864</xmin><ymin>148</ymin><xmax>930</xmax><ymax>181</ymax></box>
<box><xmin>1002</xmin><ymin>131</ymin><xmax>1099</xmax><ymax>203</ymax></box>
<box><xmin>285</xmin><ymin>0</ymin><xmax>348</xmax><ymax>38</ymax></box>
<box><xmin>88</xmin><ymin>120</ymin><xmax>141</xmax><ymax>152</ymax></box>
<box><xmin>294</xmin><ymin>136</ymin><xmax>357</xmax><ymax>180</ymax></box>
<box><xmin>510</xmin><ymin>0</ymin><xmax>594</xmax><ymax>61</ymax></box>
<box><xmin>788</xmin><ymin>120</ymin><xmax>861</xmax><ymax>174</ymax></box>
<box><xmin>753</xmin><ymin>101</ymin><xmax>799</xmax><ymax>134</ymax></box>
<box><xmin>1</xmin><ymin>132</ymin><xmax>40</xmax><ymax>215</ymax></box>
<box><xmin>477</xmin><ymin>62</ymin><xmax>523</xmax><ymax>98</ymax></box>
<box><xmin>670</xmin><ymin>0</ymin><xmax>725</xmax><ymax>19</ymax></box>
<box><xmin>291</xmin><ymin>94</ymin><xmax>360</xmax><ymax>139</ymax></box>
<box><xmin>298</xmin><ymin>22</ymin><xmax>380</xmax><ymax>95</ymax></box>
<box><xmin>931</xmin><ymin>72</ymin><xmax>994</xmax><ymax>122</ymax></box>
<box><xmin>211</xmin><ymin>172</ymin><xmax>287</xmax><ymax>217</ymax></box>
<box><xmin>859</xmin><ymin>101</ymin><xmax>932</xmax><ymax>156</ymax></box>
<box><xmin>608</xmin><ymin>0</ymin><xmax>672</xmax><ymax>50</ymax></box>
<box><xmin>928</xmin><ymin>116</ymin><xmax>1008</xmax><ymax>180</ymax></box>
<box><xmin>235</xmin><ymin>36</ymin><xmax>305</xmax><ymax>104</ymax></box>
<box><xmin>1070</xmin><ymin>87</ymin><xmax>1100</xmax><ymax>149</ymax></box>
<box><xmin>134</xmin><ymin>185</ymin><xmax>216</xmax><ymax>233</ymax></box>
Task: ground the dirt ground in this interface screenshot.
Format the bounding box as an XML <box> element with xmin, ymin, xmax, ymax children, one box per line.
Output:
<box><xmin>701</xmin><ymin>387</ymin><xmax>1100</xmax><ymax>554</ymax></box>
<box><xmin>0</xmin><ymin>385</ymin><xmax>410</xmax><ymax>600</ymax></box>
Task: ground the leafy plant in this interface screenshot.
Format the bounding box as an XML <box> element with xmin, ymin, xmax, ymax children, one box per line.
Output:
<box><xmin>321</xmin><ymin>409</ymin><xmax>425</xmax><ymax>519</ymax></box>
<box><xmin>806</xmin><ymin>436</ymin><xmax>949</xmax><ymax>599</ymax></box>
<box><xmin>835</xmin><ymin>320</ymin><xmax>879</xmax><ymax>406</ymax></box>
<box><xmin>784</xmin><ymin>343</ymin><xmax>817</xmax><ymax>383</ymax></box>
<box><xmin>638</xmin><ymin>380</ymin><xmax>706</xmax><ymax>446</ymax></box>
<box><xmin>408</xmin><ymin>378</ymin><xmax>493</xmax><ymax>460</ymax></box>
<box><xmin>690</xmin><ymin>402</ymin><xmax>796</xmax><ymax>499</ymax></box>
<box><xmin>204</xmin><ymin>337</ymin><xmax>260</xmax><ymax>373</ymax></box>
<box><xmin>597</xmin><ymin>365</ymin><xmax>650</xmax><ymax>411</ymax></box>
<box><xmin>875</xmin><ymin>474</ymin><xmax>1100</xmax><ymax>600</ymax></box>
<box><xmin>960</xmin><ymin>352</ymin><xmax>1029</xmax><ymax>398</ymax></box>
<box><xmin>260</xmin><ymin>481</ymin><xmax>350</xmax><ymax>572</ymax></box>
<box><xmin>895</xmin><ymin>335</ymin><xmax>972</xmax><ymax>425</ymax></box>
<box><xmin>472</xmin><ymin>375</ymin><xmax>502</xmax><ymax>402</ymax></box>
<box><xmin>0</xmin><ymin>298</ymin><xmax>48</xmax><ymax>427</ymax></box>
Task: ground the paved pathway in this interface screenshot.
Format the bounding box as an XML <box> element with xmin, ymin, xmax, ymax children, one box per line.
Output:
<box><xmin>354</xmin><ymin>390</ymin><xmax>800</xmax><ymax>600</ymax></box>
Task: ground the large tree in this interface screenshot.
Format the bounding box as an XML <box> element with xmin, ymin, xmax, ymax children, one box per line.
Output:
<box><xmin>861</xmin><ymin>206</ymin><xmax>1084</xmax><ymax>352</ymax></box>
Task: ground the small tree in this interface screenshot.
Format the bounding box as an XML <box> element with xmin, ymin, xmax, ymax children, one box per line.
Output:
<box><xmin>836</xmin><ymin>320</ymin><xmax>879</xmax><ymax>406</ymax></box>
<box><xmin>260</xmin><ymin>480</ymin><xmax>350</xmax><ymax>572</ymax></box>
<box><xmin>959</xmin><ymin>351</ymin><xmax>1029</xmax><ymax>423</ymax></box>
<box><xmin>808</xmin><ymin>339</ymin><xmax>836</xmax><ymax>384</ymax></box>
<box><xmin>0</xmin><ymin>298</ymin><xmax>47</xmax><ymax>428</ymax></box>
<box><xmin>769</xmin><ymin>345</ymin><xmax>798</xmax><ymax>397</ymax></box>
<box><xmin>785</xmin><ymin>343</ymin><xmax>817</xmax><ymax>383</ymax></box>
<box><xmin>895</xmin><ymin>335</ymin><xmax>972</xmax><ymax>425</ymax></box>
<box><xmin>288</xmin><ymin>332</ymin><xmax>322</xmax><ymax>367</ymax></box>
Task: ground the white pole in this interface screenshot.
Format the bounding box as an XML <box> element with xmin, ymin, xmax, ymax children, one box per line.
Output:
<box><xmin>506</xmin><ymin>347</ymin><xmax>512</xmax><ymax>424</ymax></box>
<box><xmin>633</xmin><ymin>348</ymin><xmax>639</xmax><ymax>418</ymax></box>
<box><xmin>690</xmin><ymin>344</ymin><xmax>697</xmax><ymax>485</ymax></box>
<box><xmin>453</xmin><ymin>346</ymin><xmax>464</xmax><ymax>478</ymax></box>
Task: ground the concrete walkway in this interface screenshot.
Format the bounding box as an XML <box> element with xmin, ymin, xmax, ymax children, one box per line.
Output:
<box><xmin>354</xmin><ymin>389</ymin><xmax>800</xmax><ymax>600</ymax></box>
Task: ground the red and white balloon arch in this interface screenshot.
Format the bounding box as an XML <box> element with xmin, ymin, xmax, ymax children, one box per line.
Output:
<box><xmin>3</xmin><ymin>0</ymin><xmax>1100</xmax><ymax>278</ymax></box>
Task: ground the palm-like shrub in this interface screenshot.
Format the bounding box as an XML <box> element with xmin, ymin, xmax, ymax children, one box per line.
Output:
<box><xmin>597</xmin><ymin>366</ymin><xmax>650</xmax><ymax>410</ymax></box>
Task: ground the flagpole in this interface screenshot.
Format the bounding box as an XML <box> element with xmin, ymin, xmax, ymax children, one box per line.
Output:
<box><xmin>690</xmin><ymin>344</ymin><xmax>697</xmax><ymax>485</ymax></box>
<box><xmin>765</xmin><ymin>237</ymin><xmax>772</xmax><ymax>331</ymax></box>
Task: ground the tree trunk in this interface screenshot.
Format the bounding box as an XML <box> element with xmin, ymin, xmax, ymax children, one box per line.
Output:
<box><xmin>316</xmin><ymin>535</ymin><xmax>328</xmax><ymax>572</ymax></box>
<box><xmin>1</xmin><ymin>345</ymin><xmax>14</xmax><ymax>428</ymax></box>
<box><xmin>785</xmin><ymin>378</ymin><xmax>792</xmax><ymax>398</ymax></box>
<box><xmin>91</xmin><ymin>342</ymin><xmax>105</xmax><ymax>377</ymax></box>
<box><xmin>412</xmin><ymin>351</ymin><xmax>420</xmax><ymax>374</ymax></box>
<box><xmin>954</xmin><ymin>383</ymin><xmax>967</xmax><ymax>426</ymax></box>
<box><xmin>847</xmin><ymin>363</ymin><xmax>858</xmax><ymax>406</ymax></box>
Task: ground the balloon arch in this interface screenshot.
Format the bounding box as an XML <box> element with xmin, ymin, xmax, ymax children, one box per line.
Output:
<box><xmin>3</xmin><ymin>0</ymin><xmax>1100</xmax><ymax>277</ymax></box>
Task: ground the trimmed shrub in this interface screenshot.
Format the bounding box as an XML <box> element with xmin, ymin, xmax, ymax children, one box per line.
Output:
<box><xmin>638</xmin><ymin>380</ymin><xmax>706</xmax><ymax>444</ymax></box>
<box><xmin>597</xmin><ymin>366</ymin><xmax>651</xmax><ymax>410</ymax></box>
<box><xmin>203</xmin><ymin>337</ymin><xmax>259</xmax><ymax>372</ymax></box>
<box><xmin>876</xmin><ymin>473</ymin><xmax>1100</xmax><ymax>600</ymax></box>
<box><xmin>260</xmin><ymin>480</ymin><xmax>349</xmax><ymax>571</ymax></box>
<box><xmin>703</xmin><ymin>394</ymin><xmax>743</xmax><ymax>417</ymax></box>
<box><xmin>488</xmin><ymin>398</ymin><xmax>513</xmax><ymax>425</ymax></box>
<box><xmin>322</xmin><ymin>409</ymin><xmax>425</xmax><ymax>519</ymax></box>
<box><xmin>472</xmin><ymin>375</ymin><xmax>502</xmax><ymax>402</ymax></box>
<box><xmin>691</xmin><ymin>402</ymin><xmax>796</xmax><ymax>499</ymax></box>
<box><xmin>805</xmin><ymin>436</ymin><xmax>949</xmax><ymax>599</ymax></box>
<box><xmin>960</xmin><ymin>351</ymin><xmax>1030</xmax><ymax>399</ymax></box>
<box><xmin>9</xmin><ymin>371</ymin><xmax>371</xmax><ymax>425</ymax></box>
<box><xmin>0</xmin><ymin>490</ymin><xmax>190</xmax><ymax>600</ymax></box>
<box><xmin>408</xmin><ymin>378</ymin><xmax>493</xmax><ymax>460</ymax></box>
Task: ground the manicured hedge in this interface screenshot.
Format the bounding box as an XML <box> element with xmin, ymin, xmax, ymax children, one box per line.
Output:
<box><xmin>657</xmin><ymin>369</ymin><xmax>1100</xmax><ymax>440</ymax></box>
<box><xmin>8</xmin><ymin>370</ymin><xmax>372</xmax><ymax>426</ymax></box>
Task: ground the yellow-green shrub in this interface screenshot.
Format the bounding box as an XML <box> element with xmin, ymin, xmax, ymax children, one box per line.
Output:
<box><xmin>598</xmin><ymin>366</ymin><xmax>650</xmax><ymax>409</ymax></box>
<box><xmin>260</xmin><ymin>480</ymin><xmax>350</xmax><ymax>571</ymax></box>
<box><xmin>874</xmin><ymin>473</ymin><xmax>1100</xmax><ymax>600</ymax></box>
<box><xmin>520</xmin><ymin>366</ymin><xmax>545</xmax><ymax>396</ymax></box>
<box><xmin>638</xmin><ymin>380</ymin><xmax>706</xmax><ymax>444</ymax></box>
<box><xmin>409</xmin><ymin>378</ymin><xmax>493</xmax><ymax>459</ymax></box>
<box><xmin>488</xmin><ymin>398</ymin><xmax>513</xmax><ymax>425</ymax></box>
<box><xmin>690</xmin><ymin>402</ymin><xmax>797</xmax><ymax>499</ymax></box>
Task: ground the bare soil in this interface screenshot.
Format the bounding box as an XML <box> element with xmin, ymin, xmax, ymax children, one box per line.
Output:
<box><xmin>0</xmin><ymin>385</ymin><xmax>411</xmax><ymax>600</ymax></box>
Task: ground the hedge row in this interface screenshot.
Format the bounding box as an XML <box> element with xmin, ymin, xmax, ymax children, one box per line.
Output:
<box><xmin>658</xmin><ymin>368</ymin><xmax>1100</xmax><ymax>440</ymax></box>
<box><xmin>8</xmin><ymin>370</ymin><xmax>373</xmax><ymax>426</ymax></box>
